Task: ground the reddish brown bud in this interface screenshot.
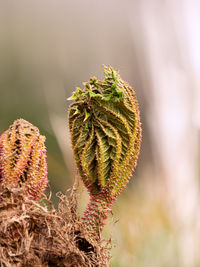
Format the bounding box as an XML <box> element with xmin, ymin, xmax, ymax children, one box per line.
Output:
<box><xmin>0</xmin><ymin>119</ymin><xmax>48</xmax><ymax>200</ymax></box>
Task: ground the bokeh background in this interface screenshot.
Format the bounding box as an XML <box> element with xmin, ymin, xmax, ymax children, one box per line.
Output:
<box><xmin>0</xmin><ymin>1</ymin><xmax>200</xmax><ymax>266</ymax></box>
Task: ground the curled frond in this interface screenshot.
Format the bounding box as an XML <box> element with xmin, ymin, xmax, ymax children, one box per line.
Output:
<box><xmin>68</xmin><ymin>66</ymin><xmax>142</xmax><ymax>198</ymax></box>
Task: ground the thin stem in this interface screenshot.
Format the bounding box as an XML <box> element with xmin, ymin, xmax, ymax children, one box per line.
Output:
<box><xmin>82</xmin><ymin>192</ymin><xmax>115</xmax><ymax>234</ymax></box>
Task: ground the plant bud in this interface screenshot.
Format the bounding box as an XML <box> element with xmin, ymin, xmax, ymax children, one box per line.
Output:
<box><xmin>68</xmin><ymin>66</ymin><xmax>142</xmax><ymax>232</ymax></box>
<box><xmin>68</xmin><ymin>66</ymin><xmax>142</xmax><ymax>198</ymax></box>
<box><xmin>0</xmin><ymin>119</ymin><xmax>48</xmax><ymax>199</ymax></box>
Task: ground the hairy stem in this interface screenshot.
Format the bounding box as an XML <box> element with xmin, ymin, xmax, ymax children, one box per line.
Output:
<box><xmin>82</xmin><ymin>192</ymin><xmax>115</xmax><ymax>233</ymax></box>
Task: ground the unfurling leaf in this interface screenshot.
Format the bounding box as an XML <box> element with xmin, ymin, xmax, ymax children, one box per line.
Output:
<box><xmin>68</xmin><ymin>66</ymin><xmax>142</xmax><ymax>232</ymax></box>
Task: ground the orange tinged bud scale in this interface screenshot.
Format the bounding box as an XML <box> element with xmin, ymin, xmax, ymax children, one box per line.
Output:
<box><xmin>0</xmin><ymin>119</ymin><xmax>48</xmax><ymax>200</ymax></box>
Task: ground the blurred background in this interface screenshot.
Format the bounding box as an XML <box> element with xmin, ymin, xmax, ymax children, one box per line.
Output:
<box><xmin>0</xmin><ymin>0</ymin><xmax>200</xmax><ymax>266</ymax></box>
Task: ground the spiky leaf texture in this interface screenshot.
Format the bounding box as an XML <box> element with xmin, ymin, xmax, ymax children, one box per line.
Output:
<box><xmin>68</xmin><ymin>66</ymin><xmax>142</xmax><ymax>232</ymax></box>
<box><xmin>0</xmin><ymin>119</ymin><xmax>48</xmax><ymax>200</ymax></box>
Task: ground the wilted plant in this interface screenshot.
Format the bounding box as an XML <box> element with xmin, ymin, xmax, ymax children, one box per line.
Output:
<box><xmin>0</xmin><ymin>119</ymin><xmax>48</xmax><ymax>200</ymax></box>
<box><xmin>68</xmin><ymin>66</ymin><xmax>142</xmax><ymax>233</ymax></box>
